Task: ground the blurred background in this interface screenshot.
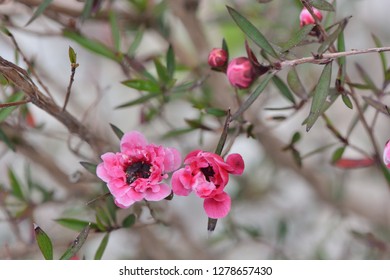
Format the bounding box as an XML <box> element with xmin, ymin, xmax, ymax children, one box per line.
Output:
<box><xmin>1</xmin><ymin>0</ymin><xmax>390</xmax><ymax>259</ymax></box>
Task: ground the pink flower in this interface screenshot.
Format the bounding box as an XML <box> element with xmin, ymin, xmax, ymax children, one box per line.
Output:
<box><xmin>384</xmin><ymin>140</ymin><xmax>390</xmax><ymax>168</ymax></box>
<box><xmin>299</xmin><ymin>7</ymin><xmax>323</xmax><ymax>27</ymax></box>
<box><xmin>208</xmin><ymin>48</ymin><xmax>228</xmax><ymax>68</ymax></box>
<box><xmin>96</xmin><ymin>131</ymin><xmax>181</xmax><ymax>208</ymax></box>
<box><xmin>226</xmin><ymin>57</ymin><xmax>255</xmax><ymax>89</ymax></box>
<box><xmin>171</xmin><ymin>150</ymin><xmax>244</xmax><ymax>219</ymax></box>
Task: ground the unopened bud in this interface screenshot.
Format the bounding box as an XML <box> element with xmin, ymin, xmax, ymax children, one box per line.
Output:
<box><xmin>226</xmin><ymin>57</ymin><xmax>255</xmax><ymax>89</ymax></box>
<box><xmin>208</xmin><ymin>48</ymin><xmax>228</xmax><ymax>68</ymax></box>
<box><xmin>299</xmin><ymin>7</ymin><xmax>323</xmax><ymax>27</ymax></box>
<box><xmin>384</xmin><ymin>140</ymin><xmax>390</xmax><ymax>168</ymax></box>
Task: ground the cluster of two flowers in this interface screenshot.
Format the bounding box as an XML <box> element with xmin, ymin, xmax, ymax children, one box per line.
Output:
<box><xmin>96</xmin><ymin>131</ymin><xmax>244</xmax><ymax>219</ymax></box>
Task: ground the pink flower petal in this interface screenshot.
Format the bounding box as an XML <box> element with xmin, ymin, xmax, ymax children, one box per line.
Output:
<box><xmin>144</xmin><ymin>183</ymin><xmax>171</xmax><ymax>201</ymax></box>
<box><xmin>384</xmin><ymin>140</ymin><xmax>390</xmax><ymax>168</ymax></box>
<box><xmin>96</xmin><ymin>163</ymin><xmax>110</xmax><ymax>182</ymax></box>
<box><xmin>171</xmin><ymin>169</ymin><xmax>193</xmax><ymax>196</ymax></box>
<box><xmin>203</xmin><ymin>192</ymin><xmax>231</xmax><ymax>219</ymax></box>
<box><xmin>226</xmin><ymin>153</ymin><xmax>245</xmax><ymax>175</ymax></box>
<box><xmin>120</xmin><ymin>131</ymin><xmax>148</xmax><ymax>153</ymax></box>
<box><xmin>163</xmin><ymin>147</ymin><xmax>182</xmax><ymax>172</ymax></box>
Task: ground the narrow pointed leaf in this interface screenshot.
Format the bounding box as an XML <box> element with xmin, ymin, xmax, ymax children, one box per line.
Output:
<box><xmin>60</xmin><ymin>223</ymin><xmax>91</xmax><ymax>260</ymax></box>
<box><xmin>56</xmin><ymin>218</ymin><xmax>97</xmax><ymax>232</ymax></box>
<box><xmin>25</xmin><ymin>0</ymin><xmax>54</xmax><ymax>26</ymax></box>
<box><xmin>115</xmin><ymin>92</ymin><xmax>160</xmax><ymax>109</ymax></box>
<box><xmin>337</xmin><ymin>29</ymin><xmax>346</xmax><ymax>86</ymax></box>
<box><xmin>227</xmin><ymin>6</ymin><xmax>279</xmax><ymax>58</ymax></box>
<box><xmin>305</xmin><ymin>63</ymin><xmax>333</xmax><ymax>131</ymax></box>
<box><xmin>310</xmin><ymin>0</ymin><xmax>335</xmax><ymax>11</ymax></box>
<box><xmin>63</xmin><ymin>30</ymin><xmax>119</xmax><ymax>62</ymax></box>
<box><xmin>0</xmin><ymin>92</ymin><xmax>25</xmax><ymax>123</ymax></box>
<box><xmin>331</xmin><ymin>146</ymin><xmax>346</xmax><ymax>163</ymax></box>
<box><xmin>122</xmin><ymin>213</ymin><xmax>136</xmax><ymax>228</ymax></box>
<box><xmin>109</xmin><ymin>11</ymin><xmax>121</xmax><ymax>51</ymax></box>
<box><xmin>80</xmin><ymin>161</ymin><xmax>97</xmax><ymax>175</ymax></box>
<box><xmin>0</xmin><ymin>128</ymin><xmax>15</xmax><ymax>151</ymax></box>
<box><xmin>272</xmin><ymin>75</ymin><xmax>296</xmax><ymax>104</ymax></box>
<box><xmin>154</xmin><ymin>59</ymin><xmax>170</xmax><ymax>83</ymax></box>
<box><xmin>205</xmin><ymin>108</ymin><xmax>227</xmax><ymax>117</ymax></box>
<box><xmin>121</xmin><ymin>79</ymin><xmax>160</xmax><ymax>93</ymax></box>
<box><xmin>34</xmin><ymin>224</ymin><xmax>54</xmax><ymax>260</ymax></box>
<box><xmin>318</xmin><ymin>19</ymin><xmax>347</xmax><ymax>54</ymax></box>
<box><xmin>287</xmin><ymin>67</ymin><xmax>308</xmax><ymax>99</ymax></box>
<box><xmin>232</xmin><ymin>72</ymin><xmax>274</xmax><ymax>120</ymax></box>
<box><xmin>222</xmin><ymin>38</ymin><xmax>229</xmax><ymax>58</ymax></box>
<box><xmin>281</xmin><ymin>24</ymin><xmax>314</xmax><ymax>52</ymax></box>
<box><xmin>127</xmin><ymin>27</ymin><xmax>144</xmax><ymax>57</ymax></box>
<box><xmin>341</xmin><ymin>94</ymin><xmax>353</xmax><ymax>109</ymax></box>
<box><xmin>166</xmin><ymin>45</ymin><xmax>175</xmax><ymax>80</ymax></box>
<box><xmin>80</xmin><ymin>0</ymin><xmax>94</xmax><ymax>22</ymax></box>
<box><xmin>68</xmin><ymin>46</ymin><xmax>77</xmax><ymax>64</ymax></box>
<box><xmin>109</xmin><ymin>123</ymin><xmax>124</xmax><ymax>140</ymax></box>
<box><xmin>8</xmin><ymin>168</ymin><xmax>25</xmax><ymax>201</ymax></box>
<box><xmin>355</xmin><ymin>63</ymin><xmax>380</xmax><ymax>94</ymax></box>
<box><xmin>371</xmin><ymin>33</ymin><xmax>387</xmax><ymax>75</ymax></box>
<box><xmin>291</xmin><ymin>132</ymin><xmax>301</xmax><ymax>145</ymax></box>
<box><xmin>94</xmin><ymin>232</ymin><xmax>110</xmax><ymax>260</ymax></box>
<box><xmin>363</xmin><ymin>96</ymin><xmax>390</xmax><ymax>117</ymax></box>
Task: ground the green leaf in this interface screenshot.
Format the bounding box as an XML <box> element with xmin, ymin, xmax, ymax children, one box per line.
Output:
<box><xmin>162</xmin><ymin>128</ymin><xmax>195</xmax><ymax>139</ymax></box>
<box><xmin>60</xmin><ymin>223</ymin><xmax>91</xmax><ymax>260</ymax></box>
<box><xmin>226</xmin><ymin>6</ymin><xmax>279</xmax><ymax>58</ymax></box>
<box><xmin>362</xmin><ymin>96</ymin><xmax>390</xmax><ymax>117</ymax></box>
<box><xmin>337</xmin><ymin>29</ymin><xmax>346</xmax><ymax>86</ymax></box>
<box><xmin>371</xmin><ymin>33</ymin><xmax>387</xmax><ymax>75</ymax></box>
<box><xmin>222</xmin><ymin>38</ymin><xmax>229</xmax><ymax>58</ymax></box>
<box><xmin>331</xmin><ymin>146</ymin><xmax>346</xmax><ymax>164</ymax></box>
<box><xmin>109</xmin><ymin>123</ymin><xmax>124</xmax><ymax>140</ymax></box>
<box><xmin>318</xmin><ymin>19</ymin><xmax>347</xmax><ymax>54</ymax></box>
<box><xmin>8</xmin><ymin>168</ymin><xmax>25</xmax><ymax>201</ymax></box>
<box><xmin>287</xmin><ymin>67</ymin><xmax>308</xmax><ymax>99</ymax></box>
<box><xmin>109</xmin><ymin>11</ymin><xmax>121</xmax><ymax>51</ymax></box>
<box><xmin>166</xmin><ymin>45</ymin><xmax>175</xmax><ymax>80</ymax></box>
<box><xmin>81</xmin><ymin>0</ymin><xmax>94</xmax><ymax>22</ymax></box>
<box><xmin>291</xmin><ymin>131</ymin><xmax>301</xmax><ymax>145</ymax></box>
<box><xmin>291</xmin><ymin>148</ymin><xmax>302</xmax><ymax>167</ymax></box>
<box><xmin>205</xmin><ymin>108</ymin><xmax>227</xmax><ymax>117</ymax></box>
<box><xmin>34</xmin><ymin>224</ymin><xmax>53</xmax><ymax>260</ymax></box>
<box><xmin>115</xmin><ymin>92</ymin><xmax>160</xmax><ymax>109</ymax></box>
<box><xmin>232</xmin><ymin>72</ymin><xmax>274</xmax><ymax>120</ymax></box>
<box><xmin>80</xmin><ymin>161</ymin><xmax>97</xmax><ymax>175</ymax></box>
<box><xmin>0</xmin><ymin>128</ymin><xmax>15</xmax><ymax>151</ymax></box>
<box><xmin>127</xmin><ymin>27</ymin><xmax>144</xmax><ymax>57</ymax></box>
<box><xmin>25</xmin><ymin>0</ymin><xmax>54</xmax><ymax>26</ymax></box>
<box><xmin>341</xmin><ymin>94</ymin><xmax>353</xmax><ymax>109</ymax></box>
<box><xmin>355</xmin><ymin>63</ymin><xmax>379</xmax><ymax>94</ymax></box>
<box><xmin>0</xmin><ymin>92</ymin><xmax>25</xmax><ymax>123</ymax></box>
<box><xmin>96</xmin><ymin>207</ymin><xmax>112</xmax><ymax>228</ymax></box>
<box><xmin>281</xmin><ymin>24</ymin><xmax>314</xmax><ymax>52</ymax></box>
<box><xmin>171</xmin><ymin>80</ymin><xmax>198</xmax><ymax>93</ymax></box>
<box><xmin>305</xmin><ymin>63</ymin><xmax>333</xmax><ymax>131</ymax></box>
<box><xmin>94</xmin><ymin>233</ymin><xmax>110</xmax><ymax>260</ymax></box>
<box><xmin>121</xmin><ymin>79</ymin><xmax>160</xmax><ymax>93</ymax></box>
<box><xmin>122</xmin><ymin>213</ymin><xmax>136</xmax><ymax>228</ymax></box>
<box><xmin>63</xmin><ymin>30</ymin><xmax>119</xmax><ymax>62</ymax></box>
<box><xmin>68</xmin><ymin>46</ymin><xmax>77</xmax><ymax>64</ymax></box>
<box><xmin>56</xmin><ymin>218</ymin><xmax>97</xmax><ymax>232</ymax></box>
<box><xmin>128</xmin><ymin>0</ymin><xmax>148</xmax><ymax>11</ymax></box>
<box><xmin>310</xmin><ymin>0</ymin><xmax>335</xmax><ymax>11</ymax></box>
<box><xmin>154</xmin><ymin>58</ymin><xmax>170</xmax><ymax>83</ymax></box>
<box><xmin>272</xmin><ymin>75</ymin><xmax>296</xmax><ymax>104</ymax></box>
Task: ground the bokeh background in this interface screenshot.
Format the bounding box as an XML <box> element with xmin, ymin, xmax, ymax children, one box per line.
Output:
<box><xmin>1</xmin><ymin>0</ymin><xmax>390</xmax><ymax>259</ymax></box>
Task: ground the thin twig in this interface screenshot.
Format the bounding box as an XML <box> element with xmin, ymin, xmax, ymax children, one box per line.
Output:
<box><xmin>62</xmin><ymin>63</ymin><xmax>78</xmax><ymax>111</ymax></box>
<box><xmin>0</xmin><ymin>98</ymin><xmax>30</xmax><ymax>108</ymax></box>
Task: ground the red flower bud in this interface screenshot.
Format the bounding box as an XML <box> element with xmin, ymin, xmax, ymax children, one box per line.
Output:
<box><xmin>208</xmin><ymin>48</ymin><xmax>228</xmax><ymax>68</ymax></box>
<box><xmin>299</xmin><ymin>7</ymin><xmax>323</xmax><ymax>27</ymax></box>
<box><xmin>226</xmin><ymin>57</ymin><xmax>255</xmax><ymax>89</ymax></box>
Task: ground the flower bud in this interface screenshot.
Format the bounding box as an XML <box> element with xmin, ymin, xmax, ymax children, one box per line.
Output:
<box><xmin>299</xmin><ymin>7</ymin><xmax>323</xmax><ymax>27</ymax></box>
<box><xmin>226</xmin><ymin>57</ymin><xmax>255</xmax><ymax>89</ymax></box>
<box><xmin>384</xmin><ymin>140</ymin><xmax>390</xmax><ymax>168</ymax></box>
<box><xmin>208</xmin><ymin>48</ymin><xmax>228</xmax><ymax>68</ymax></box>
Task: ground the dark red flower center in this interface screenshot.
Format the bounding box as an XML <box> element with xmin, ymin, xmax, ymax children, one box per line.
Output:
<box><xmin>200</xmin><ymin>165</ymin><xmax>215</xmax><ymax>182</ymax></box>
<box><xmin>125</xmin><ymin>162</ymin><xmax>151</xmax><ymax>185</ymax></box>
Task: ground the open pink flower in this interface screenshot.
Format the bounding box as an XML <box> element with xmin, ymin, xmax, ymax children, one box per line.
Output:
<box><xmin>171</xmin><ymin>150</ymin><xmax>244</xmax><ymax>219</ymax></box>
<box><xmin>96</xmin><ymin>131</ymin><xmax>181</xmax><ymax>208</ymax></box>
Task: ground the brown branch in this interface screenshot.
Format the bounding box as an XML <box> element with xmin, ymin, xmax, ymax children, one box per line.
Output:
<box><xmin>0</xmin><ymin>56</ymin><xmax>108</xmax><ymax>155</ymax></box>
<box><xmin>62</xmin><ymin>63</ymin><xmax>78</xmax><ymax>111</ymax></box>
<box><xmin>0</xmin><ymin>98</ymin><xmax>30</xmax><ymax>108</ymax></box>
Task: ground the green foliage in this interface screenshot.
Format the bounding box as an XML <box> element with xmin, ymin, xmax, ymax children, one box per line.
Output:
<box><xmin>25</xmin><ymin>0</ymin><xmax>54</xmax><ymax>26</ymax></box>
<box><xmin>34</xmin><ymin>224</ymin><xmax>54</xmax><ymax>260</ymax></box>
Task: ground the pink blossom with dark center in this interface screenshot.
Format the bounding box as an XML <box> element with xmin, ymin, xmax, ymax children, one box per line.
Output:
<box><xmin>96</xmin><ymin>131</ymin><xmax>181</xmax><ymax>208</ymax></box>
<box><xmin>171</xmin><ymin>150</ymin><xmax>244</xmax><ymax>219</ymax></box>
<box><xmin>299</xmin><ymin>7</ymin><xmax>323</xmax><ymax>27</ymax></box>
<box><xmin>226</xmin><ymin>57</ymin><xmax>255</xmax><ymax>89</ymax></box>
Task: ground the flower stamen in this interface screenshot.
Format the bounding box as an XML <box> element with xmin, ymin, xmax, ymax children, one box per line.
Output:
<box><xmin>125</xmin><ymin>162</ymin><xmax>151</xmax><ymax>185</ymax></box>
